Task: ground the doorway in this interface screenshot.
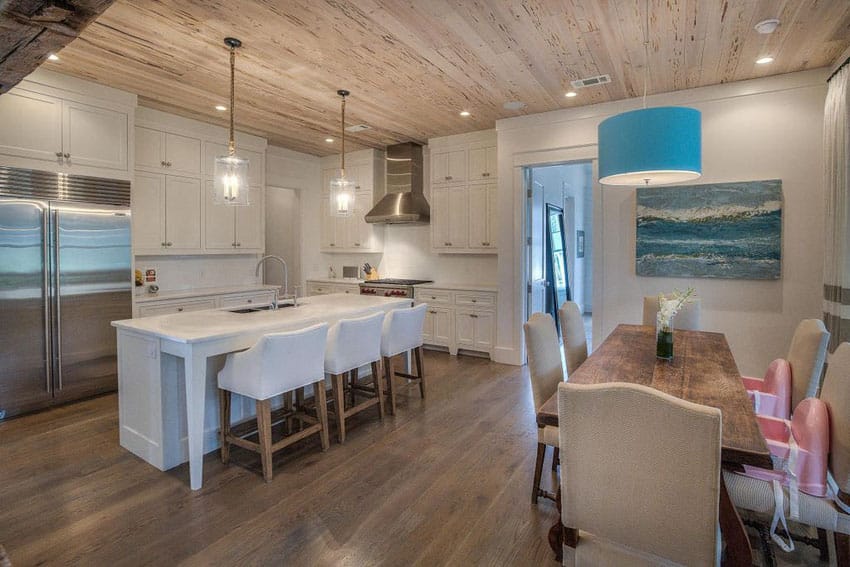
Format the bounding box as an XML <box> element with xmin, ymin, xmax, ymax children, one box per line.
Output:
<box><xmin>525</xmin><ymin>162</ymin><xmax>593</xmax><ymax>345</ymax></box>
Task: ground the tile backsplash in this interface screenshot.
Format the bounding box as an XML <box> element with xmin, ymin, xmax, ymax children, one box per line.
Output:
<box><xmin>135</xmin><ymin>255</ymin><xmax>263</xmax><ymax>294</ymax></box>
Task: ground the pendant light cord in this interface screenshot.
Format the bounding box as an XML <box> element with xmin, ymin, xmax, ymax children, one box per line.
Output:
<box><xmin>340</xmin><ymin>92</ymin><xmax>346</xmax><ymax>175</ymax></box>
<box><xmin>642</xmin><ymin>0</ymin><xmax>650</xmax><ymax>109</ymax></box>
<box><xmin>228</xmin><ymin>44</ymin><xmax>236</xmax><ymax>156</ymax></box>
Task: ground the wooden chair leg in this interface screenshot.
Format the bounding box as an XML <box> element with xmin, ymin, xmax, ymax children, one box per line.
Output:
<box><xmin>256</xmin><ymin>398</ymin><xmax>273</xmax><ymax>482</ymax></box>
<box><xmin>552</xmin><ymin>447</ymin><xmax>559</xmax><ymax>471</ymax></box>
<box><xmin>218</xmin><ymin>388</ymin><xmax>231</xmax><ymax>464</ymax></box>
<box><xmin>295</xmin><ymin>387</ymin><xmax>305</xmax><ymax>431</ymax></box>
<box><xmin>332</xmin><ymin>373</ymin><xmax>346</xmax><ymax>443</ymax></box>
<box><xmin>372</xmin><ymin>360</ymin><xmax>385</xmax><ymax>419</ymax></box>
<box><xmin>817</xmin><ymin>528</ymin><xmax>830</xmax><ymax>562</ymax></box>
<box><xmin>314</xmin><ymin>380</ymin><xmax>330</xmax><ymax>451</ymax></box>
<box><xmin>414</xmin><ymin>346</ymin><xmax>425</xmax><ymax>399</ymax></box>
<box><xmin>383</xmin><ymin>356</ymin><xmax>396</xmax><ymax>415</ymax></box>
<box><xmin>532</xmin><ymin>443</ymin><xmax>546</xmax><ymax>504</ymax></box>
<box><xmin>283</xmin><ymin>390</ymin><xmax>294</xmax><ymax>435</ymax></box>
<box><xmin>349</xmin><ymin>368</ymin><xmax>358</xmax><ymax>406</ymax></box>
<box><xmin>836</xmin><ymin>532</ymin><xmax>850</xmax><ymax>567</ymax></box>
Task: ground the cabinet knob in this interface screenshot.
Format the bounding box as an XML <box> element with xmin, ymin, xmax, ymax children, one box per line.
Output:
<box><xmin>247</xmin><ymin>299</ymin><xmax>253</xmax><ymax>303</ymax></box>
<box><xmin>329</xmin><ymin>243</ymin><xmax>335</xmax><ymax>247</ymax></box>
<box><xmin>161</xmin><ymin>161</ymin><xmax>167</xmax><ymax>166</ymax></box>
<box><xmin>354</xmin><ymin>242</ymin><xmax>360</xmax><ymax>247</ymax></box>
<box><xmin>63</xmin><ymin>153</ymin><xmax>70</xmax><ymax>159</ymax></box>
<box><xmin>446</xmin><ymin>176</ymin><xmax>453</xmax><ymax>180</ymax></box>
<box><xmin>166</xmin><ymin>161</ymin><xmax>172</xmax><ymax>167</ymax></box>
<box><xmin>470</xmin><ymin>314</ymin><xmax>479</xmax><ymax>318</ymax></box>
<box><xmin>55</xmin><ymin>151</ymin><xmax>63</xmax><ymax>158</ymax></box>
<box><xmin>431</xmin><ymin>296</ymin><xmax>436</xmax><ymax>299</ymax></box>
<box><xmin>161</xmin><ymin>242</ymin><xmax>167</xmax><ymax>247</ymax></box>
<box><xmin>482</xmin><ymin>172</ymin><xmax>490</xmax><ymax>177</ymax></box>
<box><xmin>177</xmin><ymin>307</ymin><xmax>184</xmax><ymax>312</ymax></box>
<box><xmin>166</xmin><ymin>242</ymin><xmax>172</xmax><ymax>246</ymax></box>
<box><xmin>236</xmin><ymin>243</ymin><xmax>241</xmax><ymax>247</ymax></box>
<box><xmin>355</xmin><ymin>185</ymin><xmax>361</xmax><ymax>189</ymax></box>
<box><xmin>471</xmin><ymin>299</ymin><xmax>477</xmax><ymax>303</ymax></box>
<box><xmin>429</xmin><ymin>310</ymin><xmax>437</xmax><ymax>314</ymax></box>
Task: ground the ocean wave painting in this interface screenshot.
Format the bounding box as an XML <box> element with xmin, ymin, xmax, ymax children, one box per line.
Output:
<box><xmin>636</xmin><ymin>180</ymin><xmax>782</xmax><ymax>279</ymax></box>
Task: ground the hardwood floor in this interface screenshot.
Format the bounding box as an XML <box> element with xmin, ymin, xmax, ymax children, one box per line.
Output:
<box><xmin>0</xmin><ymin>351</ymin><xmax>829</xmax><ymax>565</ymax></box>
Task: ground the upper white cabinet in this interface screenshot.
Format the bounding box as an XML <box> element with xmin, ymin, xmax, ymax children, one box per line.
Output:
<box><xmin>203</xmin><ymin>181</ymin><xmax>264</xmax><ymax>253</ymax></box>
<box><xmin>132</xmin><ymin>172</ymin><xmax>203</xmax><ymax>255</ymax></box>
<box><xmin>132</xmin><ymin>106</ymin><xmax>267</xmax><ymax>256</ymax></box>
<box><xmin>135</xmin><ymin>127</ymin><xmax>201</xmax><ymax>176</ymax></box>
<box><xmin>318</xmin><ymin>149</ymin><xmax>384</xmax><ymax>253</ymax></box>
<box><xmin>0</xmin><ymin>74</ymin><xmax>133</xmax><ymax>178</ymax></box>
<box><xmin>431</xmin><ymin>148</ymin><xmax>467</xmax><ymax>185</ymax></box>
<box><xmin>429</xmin><ymin>130</ymin><xmax>498</xmax><ymax>254</ymax></box>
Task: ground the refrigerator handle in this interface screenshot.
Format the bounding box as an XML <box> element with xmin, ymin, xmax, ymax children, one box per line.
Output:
<box><xmin>52</xmin><ymin>209</ymin><xmax>62</xmax><ymax>391</ymax></box>
<box><xmin>43</xmin><ymin>207</ymin><xmax>52</xmax><ymax>394</ymax></box>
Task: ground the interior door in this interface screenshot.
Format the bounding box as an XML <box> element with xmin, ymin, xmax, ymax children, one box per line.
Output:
<box><xmin>0</xmin><ymin>199</ymin><xmax>52</xmax><ymax>418</ymax></box>
<box><xmin>527</xmin><ymin>177</ymin><xmax>546</xmax><ymax>318</ymax></box>
<box><xmin>52</xmin><ymin>203</ymin><xmax>131</xmax><ymax>402</ymax></box>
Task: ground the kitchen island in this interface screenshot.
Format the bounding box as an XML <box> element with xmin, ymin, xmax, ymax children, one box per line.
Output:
<box><xmin>112</xmin><ymin>293</ymin><xmax>409</xmax><ymax>489</ymax></box>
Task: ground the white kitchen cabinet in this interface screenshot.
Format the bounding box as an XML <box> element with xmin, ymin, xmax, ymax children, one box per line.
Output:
<box><xmin>204</xmin><ymin>180</ymin><xmax>264</xmax><ymax>253</ymax></box>
<box><xmin>62</xmin><ymin>100</ymin><xmax>128</xmax><ymax>171</ymax></box>
<box><xmin>415</xmin><ymin>287</ymin><xmax>496</xmax><ymax>357</ymax></box>
<box><xmin>137</xmin><ymin>298</ymin><xmax>216</xmax><ymax>317</ymax></box>
<box><xmin>467</xmin><ymin>145</ymin><xmax>497</xmax><ymax>181</ymax></box>
<box><xmin>431</xmin><ymin>186</ymin><xmax>469</xmax><ymax>250</ymax></box>
<box><xmin>135</xmin><ymin>126</ymin><xmax>202</xmax><ymax>176</ymax></box>
<box><xmin>218</xmin><ymin>291</ymin><xmax>276</xmax><ymax>309</ymax></box>
<box><xmin>0</xmin><ymin>89</ymin><xmax>128</xmax><ymax>172</ymax></box>
<box><xmin>468</xmin><ymin>183</ymin><xmax>497</xmax><ymax>250</ymax></box>
<box><xmin>0</xmin><ymin>89</ymin><xmax>63</xmax><ymax>162</ymax></box>
<box><xmin>319</xmin><ymin>157</ymin><xmax>383</xmax><ymax>253</ymax></box>
<box><xmin>134</xmin><ymin>289</ymin><xmax>277</xmax><ymax>318</ymax></box>
<box><xmin>306</xmin><ymin>280</ymin><xmax>360</xmax><ymax>296</ymax></box>
<box><xmin>432</xmin><ymin>148</ymin><xmax>467</xmax><ymax>185</ymax></box>
<box><xmin>132</xmin><ymin>172</ymin><xmax>202</xmax><ymax>254</ymax></box>
<box><xmin>204</xmin><ymin>142</ymin><xmax>264</xmax><ymax>186</ymax></box>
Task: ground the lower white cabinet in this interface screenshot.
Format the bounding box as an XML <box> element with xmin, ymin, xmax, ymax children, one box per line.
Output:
<box><xmin>306</xmin><ymin>280</ymin><xmax>360</xmax><ymax>296</ymax></box>
<box><xmin>415</xmin><ymin>287</ymin><xmax>496</xmax><ymax>357</ymax></box>
<box><xmin>134</xmin><ymin>289</ymin><xmax>277</xmax><ymax>318</ymax></box>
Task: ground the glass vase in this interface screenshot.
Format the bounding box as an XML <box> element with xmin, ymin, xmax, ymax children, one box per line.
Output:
<box><xmin>656</xmin><ymin>314</ymin><xmax>674</xmax><ymax>360</ymax></box>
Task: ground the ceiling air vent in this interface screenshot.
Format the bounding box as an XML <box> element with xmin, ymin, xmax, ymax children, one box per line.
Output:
<box><xmin>345</xmin><ymin>124</ymin><xmax>370</xmax><ymax>133</ymax></box>
<box><xmin>570</xmin><ymin>74</ymin><xmax>611</xmax><ymax>89</ymax></box>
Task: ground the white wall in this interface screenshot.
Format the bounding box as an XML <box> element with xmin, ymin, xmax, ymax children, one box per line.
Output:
<box><xmin>496</xmin><ymin>69</ymin><xmax>828</xmax><ymax>375</ymax></box>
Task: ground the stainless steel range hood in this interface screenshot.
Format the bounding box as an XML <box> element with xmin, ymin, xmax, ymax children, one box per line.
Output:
<box><xmin>365</xmin><ymin>142</ymin><xmax>429</xmax><ymax>224</ymax></box>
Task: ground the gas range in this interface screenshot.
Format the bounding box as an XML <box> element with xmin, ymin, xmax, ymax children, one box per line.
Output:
<box><xmin>359</xmin><ymin>278</ymin><xmax>433</xmax><ymax>298</ymax></box>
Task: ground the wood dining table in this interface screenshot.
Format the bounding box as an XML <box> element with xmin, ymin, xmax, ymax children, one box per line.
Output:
<box><xmin>537</xmin><ymin>324</ymin><xmax>772</xmax><ymax>566</ymax></box>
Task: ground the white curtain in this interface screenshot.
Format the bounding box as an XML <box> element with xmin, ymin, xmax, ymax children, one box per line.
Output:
<box><xmin>824</xmin><ymin>63</ymin><xmax>850</xmax><ymax>351</ymax></box>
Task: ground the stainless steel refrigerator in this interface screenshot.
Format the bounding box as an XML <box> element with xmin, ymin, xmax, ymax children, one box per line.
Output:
<box><xmin>0</xmin><ymin>167</ymin><xmax>131</xmax><ymax>419</ymax></box>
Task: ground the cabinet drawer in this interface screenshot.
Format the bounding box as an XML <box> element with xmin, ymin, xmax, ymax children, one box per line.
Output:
<box><xmin>219</xmin><ymin>292</ymin><xmax>275</xmax><ymax>308</ymax></box>
<box><xmin>336</xmin><ymin>284</ymin><xmax>359</xmax><ymax>295</ymax></box>
<box><xmin>454</xmin><ymin>292</ymin><xmax>496</xmax><ymax>307</ymax></box>
<box><xmin>415</xmin><ymin>289</ymin><xmax>452</xmax><ymax>305</ymax></box>
<box><xmin>307</xmin><ymin>283</ymin><xmax>335</xmax><ymax>296</ymax></box>
<box><xmin>137</xmin><ymin>298</ymin><xmax>216</xmax><ymax>317</ymax></box>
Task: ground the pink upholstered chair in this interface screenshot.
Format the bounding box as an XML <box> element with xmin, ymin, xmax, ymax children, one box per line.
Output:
<box><xmin>743</xmin><ymin>319</ymin><xmax>829</xmax><ymax>419</ymax></box>
<box><xmin>558</xmin><ymin>381</ymin><xmax>722</xmax><ymax>565</ymax></box>
<box><xmin>726</xmin><ymin>342</ymin><xmax>850</xmax><ymax>560</ymax></box>
<box><xmin>742</xmin><ymin>359</ymin><xmax>792</xmax><ymax>420</ymax></box>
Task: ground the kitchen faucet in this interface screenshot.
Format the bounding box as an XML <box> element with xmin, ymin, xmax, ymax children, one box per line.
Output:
<box><xmin>255</xmin><ymin>255</ymin><xmax>289</xmax><ymax>306</ymax></box>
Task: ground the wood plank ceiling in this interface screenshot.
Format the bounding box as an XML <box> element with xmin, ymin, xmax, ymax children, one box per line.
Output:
<box><xmin>37</xmin><ymin>0</ymin><xmax>850</xmax><ymax>156</ymax></box>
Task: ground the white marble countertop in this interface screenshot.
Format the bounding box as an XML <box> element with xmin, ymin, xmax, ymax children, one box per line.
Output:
<box><xmin>114</xmin><ymin>293</ymin><xmax>409</xmax><ymax>343</ymax></box>
<box><xmin>414</xmin><ymin>282</ymin><xmax>499</xmax><ymax>293</ymax></box>
<box><xmin>305</xmin><ymin>278</ymin><xmax>364</xmax><ymax>285</ymax></box>
<box><xmin>134</xmin><ymin>284</ymin><xmax>280</xmax><ymax>304</ymax></box>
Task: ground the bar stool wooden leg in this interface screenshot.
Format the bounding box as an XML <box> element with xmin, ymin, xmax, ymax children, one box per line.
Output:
<box><xmin>283</xmin><ymin>391</ymin><xmax>294</xmax><ymax>435</ymax></box>
<box><xmin>256</xmin><ymin>398</ymin><xmax>273</xmax><ymax>482</ymax></box>
<box><xmin>218</xmin><ymin>388</ymin><xmax>231</xmax><ymax>464</ymax></box>
<box><xmin>314</xmin><ymin>379</ymin><xmax>330</xmax><ymax>451</ymax></box>
<box><xmin>532</xmin><ymin>442</ymin><xmax>546</xmax><ymax>503</ymax></box>
<box><xmin>383</xmin><ymin>356</ymin><xmax>396</xmax><ymax>415</ymax></box>
<box><xmin>372</xmin><ymin>360</ymin><xmax>385</xmax><ymax>419</ymax></box>
<box><xmin>295</xmin><ymin>387</ymin><xmax>305</xmax><ymax>431</ymax></box>
<box><xmin>332</xmin><ymin>373</ymin><xmax>346</xmax><ymax>443</ymax></box>
<box><xmin>552</xmin><ymin>447</ymin><xmax>560</xmax><ymax>471</ymax></box>
<box><xmin>350</xmin><ymin>368</ymin><xmax>358</xmax><ymax>406</ymax></box>
<box><xmin>414</xmin><ymin>346</ymin><xmax>425</xmax><ymax>399</ymax></box>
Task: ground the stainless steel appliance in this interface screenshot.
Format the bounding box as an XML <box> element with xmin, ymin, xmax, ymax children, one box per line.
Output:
<box><xmin>364</xmin><ymin>142</ymin><xmax>430</xmax><ymax>225</ymax></box>
<box><xmin>0</xmin><ymin>167</ymin><xmax>132</xmax><ymax>419</ymax></box>
<box><xmin>359</xmin><ymin>278</ymin><xmax>433</xmax><ymax>298</ymax></box>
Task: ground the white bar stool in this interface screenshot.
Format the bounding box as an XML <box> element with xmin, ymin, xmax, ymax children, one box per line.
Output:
<box><xmin>218</xmin><ymin>323</ymin><xmax>329</xmax><ymax>482</ymax></box>
<box><xmin>325</xmin><ymin>312</ymin><xmax>386</xmax><ymax>443</ymax></box>
<box><xmin>381</xmin><ymin>304</ymin><xmax>428</xmax><ymax>415</ymax></box>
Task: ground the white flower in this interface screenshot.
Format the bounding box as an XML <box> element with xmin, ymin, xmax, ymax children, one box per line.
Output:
<box><xmin>656</xmin><ymin>287</ymin><xmax>696</xmax><ymax>329</ymax></box>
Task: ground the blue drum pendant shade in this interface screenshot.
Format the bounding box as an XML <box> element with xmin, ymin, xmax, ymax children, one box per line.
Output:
<box><xmin>598</xmin><ymin>106</ymin><xmax>702</xmax><ymax>186</ymax></box>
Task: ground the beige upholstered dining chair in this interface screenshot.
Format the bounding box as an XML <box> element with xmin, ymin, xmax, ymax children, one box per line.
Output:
<box><xmin>523</xmin><ymin>312</ymin><xmax>564</xmax><ymax>503</ymax></box>
<box><xmin>558</xmin><ymin>301</ymin><xmax>588</xmax><ymax>376</ymax></box>
<box><xmin>725</xmin><ymin>342</ymin><xmax>850</xmax><ymax>561</ymax></box>
<box><xmin>558</xmin><ymin>381</ymin><xmax>722</xmax><ymax>566</ymax></box>
<box><xmin>642</xmin><ymin>295</ymin><xmax>702</xmax><ymax>331</ymax></box>
<box><xmin>787</xmin><ymin>319</ymin><xmax>830</xmax><ymax>410</ymax></box>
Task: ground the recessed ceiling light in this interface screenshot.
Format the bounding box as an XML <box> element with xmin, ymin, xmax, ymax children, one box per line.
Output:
<box><xmin>755</xmin><ymin>56</ymin><xmax>774</xmax><ymax>65</ymax></box>
<box><xmin>47</xmin><ymin>53</ymin><xmax>59</xmax><ymax>61</ymax></box>
<box><xmin>754</xmin><ymin>19</ymin><xmax>780</xmax><ymax>34</ymax></box>
<box><xmin>215</xmin><ymin>104</ymin><xmax>227</xmax><ymax>111</ymax></box>
<box><xmin>325</xmin><ymin>138</ymin><xmax>334</xmax><ymax>143</ymax></box>
<box><xmin>565</xmin><ymin>91</ymin><xmax>578</xmax><ymax>98</ymax></box>
<box><xmin>459</xmin><ymin>110</ymin><xmax>471</xmax><ymax>117</ymax></box>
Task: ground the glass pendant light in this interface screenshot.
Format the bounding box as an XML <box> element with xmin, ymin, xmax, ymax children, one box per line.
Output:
<box><xmin>597</xmin><ymin>0</ymin><xmax>701</xmax><ymax>186</ymax></box>
<box><xmin>329</xmin><ymin>89</ymin><xmax>355</xmax><ymax>217</ymax></box>
<box><xmin>213</xmin><ymin>37</ymin><xmax>250</xmax><ymax>206</ymax></box>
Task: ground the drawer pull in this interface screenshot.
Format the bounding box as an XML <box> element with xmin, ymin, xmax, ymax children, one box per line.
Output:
<box><xmin>247</xmin><ymin>299</ymin><xmax>253</xmax><ymax>303</ymax></box>
<box><xmin>429</xmin><ymin>310</ymin><xmax>437</xmax><ymax>314</ymax></box>
<box><xmin>177</xmin><ymin>307</ymin><xmax>184</xmax><ymax>312</ymax></box>
<box><xmin>471</xmin><ymin>299</ymin><xmax>477</xmax><ymax>303</ymax></box>
<box><xmin>470</xmin><ymin>314</ymin><xmax>478</xmax><ymax>318</ymax></box>
<box><xmin>482</xmin><ymin>172</ymin><xmax>490</xmax><ymax>177</ymax></box>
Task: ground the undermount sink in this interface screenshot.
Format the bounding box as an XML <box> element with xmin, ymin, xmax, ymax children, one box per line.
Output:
<box><xmin>228</xmin><ymin>302</ymin><xmax>296</xmax><ymax>314</ymax></box>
